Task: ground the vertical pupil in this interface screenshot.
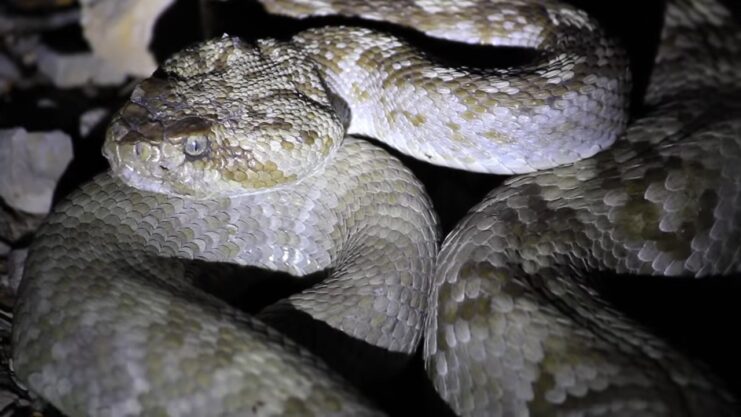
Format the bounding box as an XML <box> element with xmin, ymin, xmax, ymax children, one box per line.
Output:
<box><xmin>186</xmin><ymin>137</ymin><xmax>206</xmax><ymax>155</ymax></box>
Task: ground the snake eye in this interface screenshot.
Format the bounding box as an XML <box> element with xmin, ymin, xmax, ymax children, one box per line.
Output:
<box><xmin>184</xmin><ymin>135</ymin><xmax>209</xmax><ymax>157</ymax></box>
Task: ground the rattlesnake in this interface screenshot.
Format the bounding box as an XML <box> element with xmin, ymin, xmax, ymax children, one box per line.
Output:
<box><xmin>11</xmin><ymin>0</ymin><xmax>741</xmax><ymax>416</ymax></box>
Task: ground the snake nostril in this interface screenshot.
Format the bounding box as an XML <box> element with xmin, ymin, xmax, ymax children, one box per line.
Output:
<box><xmin>159</xmin><ymin>164</ymin><xmax>169</xmax><ymax>171</ymax></box>
<box><xmin>134</xmin><ymin>143</ymin><xmax>143</xmax><ymax>157</ymax></box>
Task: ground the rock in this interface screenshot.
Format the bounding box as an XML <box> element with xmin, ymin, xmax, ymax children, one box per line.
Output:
<box><xmin>0</xmin><ymin>8</ymin><xmax>79</xmax><ymax>35</ymax></box>
<box><xmin>7</xmin><ymin>248</ymin><xmax>27</xmax><ymax>294</ymax></box>
<box><xmin>0</xmin><ymin>54</ymin><xmax>20</xmax><ymax>94</ymax></box>
<box><xmin>0</xmin><ymin>251</ymin><xmax>33</xmax><ymax>414</ymax></box>
<box><xmin>0</xmin><ymin>247</ymin><xmax>24</xmax><ymax>312</ymax></box>
<box><xmin>36</xmin><ymin>97</ymin><xmax>56</xmax><ymax>108</ymax></box>
<box><xmin>0</xmin><ymin>128</ymin><xmax>73</xmax><ymax>215</ymax></box>
<box><xmin>80</xmin><ymin>0</ymin><xmax>176</xmax><ymax>77</ymax></box>
<box><xmin>4</xmin><ymin>34</ymin><xmax>41</xmax><ymax>68</ymax></box>
<box><xmin>0</xmin><ymin>391</ymin><xmax>20</xmax><ymax>417</ymax></box>
<box><xmin>7</xmin><ymin>0</ymin><xmax>75</xmax><ymax>11</ymax></box>
<box><xmin>79</xmin><ymin>107</ymin><xmax>109</xmax><ymax>137</ymax></box>
<box><xmin>0</xmin><ymin>204</ymin><xmax>45</xmax><ymax>246</ymax></box>
<box><xmin>0</xmin><ymin>243</ymin><xmax>7</xmax><ymax>302</ymax></box>
<box><xmin>36</xmin><ymin>44</ymin><xmax>127</xmax><ymax>87</ymax></box>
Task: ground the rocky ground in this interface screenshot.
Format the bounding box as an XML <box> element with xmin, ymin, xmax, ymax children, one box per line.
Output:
<box><xmin>0</xmin><ymin>1</ymin><xmax>739</xmax><ymax>416</ymax></box>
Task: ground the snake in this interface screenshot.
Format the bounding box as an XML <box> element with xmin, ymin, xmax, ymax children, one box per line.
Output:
<box><xmin>10</xmin><ymin>0</ymin><xmax>741</xmax><ymax>415</ymax></box>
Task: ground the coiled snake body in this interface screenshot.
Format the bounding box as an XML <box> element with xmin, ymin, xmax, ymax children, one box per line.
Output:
<box><xmin>11</xmin><ymin>0</ymin><xmax>741</xmax><ymax>416</ymax></box>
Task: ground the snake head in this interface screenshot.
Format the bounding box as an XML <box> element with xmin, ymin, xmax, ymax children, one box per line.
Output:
<box><xmin>103</xmin><ymin>35</ymin><xmax>346</xmax><ymax>199</ymax></box>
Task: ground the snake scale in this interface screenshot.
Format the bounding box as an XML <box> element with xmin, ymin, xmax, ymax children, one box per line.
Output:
<box><xmin>10</xmin><ymin>0</ymin><xmax>741</xmax><ymax>415</ymax></box>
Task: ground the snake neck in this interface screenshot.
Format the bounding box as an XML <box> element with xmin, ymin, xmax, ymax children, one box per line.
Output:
<box><xmin>289</xmin><ymin>1</ymin><xmax>631</xmax><ymax>175</ymax></box>
<box><xmin>423</xmin><ymin>124</ymin><xmax>741</xmax><ymax>414</ymax></box>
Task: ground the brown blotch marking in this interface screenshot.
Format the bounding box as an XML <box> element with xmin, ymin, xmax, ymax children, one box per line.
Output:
<box><xmin>438</xmin><ymin>262</ymin><xmax>501</xmax><ymax>326</ymax></box>
<box><xmin>484</xmin><ymin>130</ymin><xmax>513</xmax><ymax>144</ymax></box>
<box><xmin>403</xmin><ymin>111</ymin><xmax>426</xmax><ymax>127</ymax></box>
<box><xmin>133</xmin><ymin>77</ymin><xmax>171</xmax><ymax>98</ymax></box>
<box><xmin>261</xmin><ymin>120</ymin><xmax>293</xmax><ymax>131</ymax></box>
<box><xmin>118</xmin><ymin>103</ymin><xmax>166</xmax><ymax>142</ymax></box>
<box><xmin>226</xmin><ymin>170</ymin><xmax>248</xmax><ymax>182</ymax></box>
<box><xmin>310</xmin><ymin>32</ymin><xmax>357</xmax><ymax>73</ymax></box>
<box><xmin>438</xmin><ymin>283</ymin><xmax>490</xmax><ymax>327</ymax></box>
<box><xmin>452</xmin><ymin>132</ymin><xmax>468</xmax><ymax>142</ymax></box>
<box><xmin>191</xmin><ymin>159</ymin><xmax>208</xmax><ymax>171</ymax></box>
<box><xmin>376</xmin><ymin>47</ymin><xmax>418</xmax><ymax>89</ymax></box>
<box><xmin>615</xmin><ymin>180</ymin><xmax>664</xmax><ymax>240</ymax></box>
<box><xmin>314</xmin><ymin>55</ymin><xmax>342</xmax><ymax>77</ymax></box>
<box><xmin>282</xmin><ymin>397</ymin><xmax>313</xmax><ymax>417</ymax></box>
<box><xmin>300</xmin><ymin>130</ymin><xmax>318</xmax><ymax>145</ymax></box>
<box><xmin>140</xmin><ymin>406</ymin><xmax>170</xmax><ymax>417</ymax></box>
<box><xmin>477</xmin><ymin>23</ymin><xmax>512</xmax><ymax>44</ymax></box>
<box><xmin>356</xmin><ymin>45</ymin><xmax>387</xmax><ymax>73</ymax></box>
<box><xmin>250</xmin><ymin>401</ymin><xmax>266</xmax><ymax>414</ymax></box>
<box><xmin>120</xmin><ymin>102</ymin><xmax>150</xmax><ymax>125</ymax></box>
<box><xmin>462</xmin><ymin>95</ymin><xmax>479</xmax><ymax>106</ymax></box>
<box><xmin>529</xmin><ymin>362</ymin><xmax>559</xmax><ymax>414</ymax></box>
<box><xmin>528</xmin><ymin>338</ymin><xmax>615</xmax><ymax>415</ymax></box>
<box><xmin>389</xmin><ymin>63</ymin><xmax>416</xmax><ymax>89</ymax></box>
<box><xmin>117</xmin><ymin>130</ymin><xmax>147</xmax><ymax>145</ymax></box>
<box><xmin>437</xmin><ymin>261</ymin><xmax>531</xmax><ymax>353</ymax></box>
<box><xmin>351</xmin><ymin>82</ymin><xmax>370</xmax><ymax>101</ymax></box>
<box><xmin>545</xmin><ymin>82</ymin><xmax>570</xmax><ymax>98</ymax></box>
<box><xmin>308</xmin><ymin>386</ymin><xmax>341</xmax><ymax>413</ymax></box>
<box><xmin>613</xmin><ymin>157</ymin><xmax>720</xmax><ymax>261</ymax></box>
<box><xmin>281</xmin><ymin>140</ymin><xmax>295</xmax><ymax>150</ymax></box>
<box><xmin>320</xmin><ymin>136</ymin><xmax>332</xmax><ymax>155</ymax></box>
<box><xmin>525</xmin><ymin>250</ymin><xmax>683</xmax><ymax>408</ymax></box>
<box><xmin>165</xmin><ymin>116</ymin><xmax>213</xmax><ymax>140</ymax></box>
<box><xmin>263</xmin><ymin>160</ymin><xmax>278</xmax><ymax>172</ymax></box>
<box><xmin>143</xmin><ymin>308</ymin><xmax>197</xmax><ymax>380</ymax></box>
<box><xmin>276</xmin><ymin>1</ymin><xmax>314</xmax><ymax>14</ymax></box>
<box><xmin>293</xmin><ymin>78</ymin><xmax>326</xmax><ymax>104</ymax></box>
<box><xmin>461</xmin><ymin>110</ymin><xmax>478</xmax><ymax>121</ymax></box>
<box><xmin>446</xmin><ymin>122</ymin><xmax>468</xmax><ymax>142</ymax></box>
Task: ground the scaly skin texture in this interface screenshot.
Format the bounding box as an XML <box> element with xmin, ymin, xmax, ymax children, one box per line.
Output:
<box><xmin>10</xmin><ymin>0</ymin><xmax>741</xmax><ymax>416</ymax></box>
<box><xmin>423</xmin><ymin>0</ymin><xmax>741</xmax><ymax>416</ymax></box>
<box><xmin>13</xmin><ymin>139</ymin><xmax>438</xmax><ymax>416</ymax></box>
<box><xmin>284</xmin><ymin>0</ymin><xmax>631</xmax><ymax>174</ymax></box>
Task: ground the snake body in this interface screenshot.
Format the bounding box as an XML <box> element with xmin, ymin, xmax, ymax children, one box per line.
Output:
<box><xmin>11</xmin><ymin>0</ymin><xmax>741</xmax><ymax>416</ymax></box>
<box><xmin>13</xmin><ymin>139</ymin><xmax>437</xmax><ymax>416</ymax></box>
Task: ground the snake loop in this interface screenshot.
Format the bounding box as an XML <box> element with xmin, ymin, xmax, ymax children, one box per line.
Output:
<box><xmin>11</xmin><ymin>0</ymin><xmax>741</xmax><ymax>416</ymax></box>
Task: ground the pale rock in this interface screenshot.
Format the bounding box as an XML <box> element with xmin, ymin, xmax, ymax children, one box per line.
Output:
<box><xmin>80</xmin><ymin>0</ymin><xmax>176</xmax><ymax>77</ymax></box>
<box><xmin>0</xmin><ymin>128</ymin><xmax>73</xmax><ymax>214</ymax></box>
<box><xmin>37</xmin><ymin>97</ymin><xmax>57</xmax><ymax>108</ymax></box>
<box><xmin>36</xmin><ymin>44</ymin><xmax>127</xmax><ymax>87</ymax></box>
<box><xmin>0</xmin><ymin>8</ymin><xmax>79</xmax><ymax>34</ymax></box>
<box><xmin>79</xmin><ymin>107</ymin><xmax>109</xmax><ymax>138</ymax></box>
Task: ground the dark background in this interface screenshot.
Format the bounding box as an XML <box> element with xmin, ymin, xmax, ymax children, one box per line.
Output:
<box><xmin>1</xmin><ymin>0</ymin><xmax>739</xmax><ymax>415</ymax></box>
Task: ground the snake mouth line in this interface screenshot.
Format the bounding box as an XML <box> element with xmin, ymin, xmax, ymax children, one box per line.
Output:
<box><xmin>112</xmin><ymin>164</ymin><xmax>171</xmax><ymax>196</ymax></box>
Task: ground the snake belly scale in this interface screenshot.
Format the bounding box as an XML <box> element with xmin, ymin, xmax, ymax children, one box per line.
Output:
<box><xmin>11</xmin><ymin>0</ymin><xmax>741</xmax><ymax>416</ymax></box>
